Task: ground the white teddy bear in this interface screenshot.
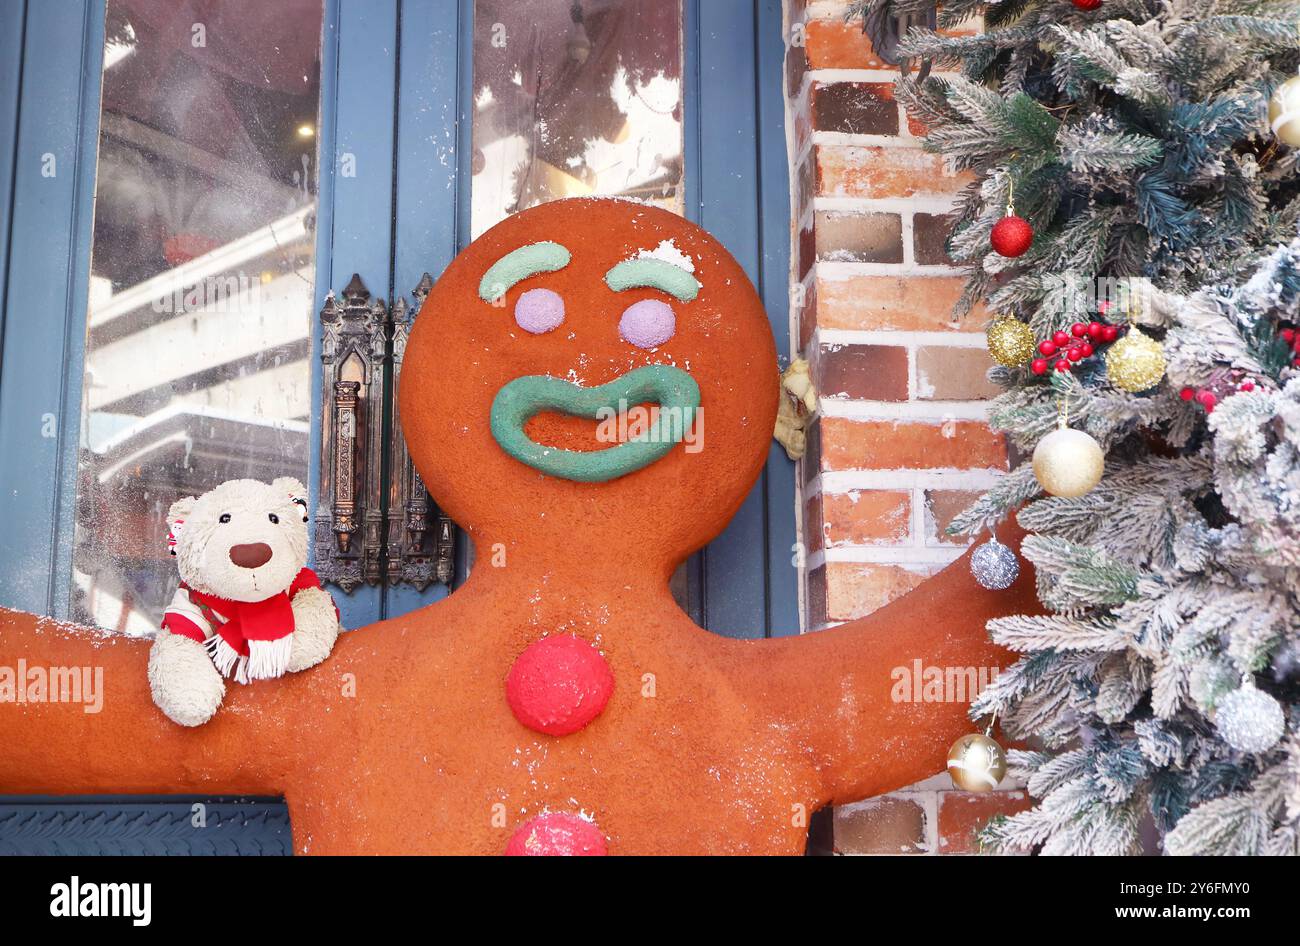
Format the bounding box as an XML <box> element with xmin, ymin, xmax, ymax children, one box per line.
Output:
<box><xmin>148</xmin><ymin>477</ymin><xmax>342</xmax><ymax>727</ymax></box>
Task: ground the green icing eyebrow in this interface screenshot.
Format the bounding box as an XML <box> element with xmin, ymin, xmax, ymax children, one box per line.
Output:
<box><xmin>478</xmin><ymin>242</ymin><xmax>571</xmax><ymax>302</ymax></box>
<box><xmin>604</xmin><ymin>259</ymin><xmax>701</xmax><ymax>302</ymax></box>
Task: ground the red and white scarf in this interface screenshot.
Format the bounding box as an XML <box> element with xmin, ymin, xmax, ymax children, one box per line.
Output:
<box><xmin>162</xmin><ymin>568</ymin><xmax>328</xmax><ymax>684</ymax></box>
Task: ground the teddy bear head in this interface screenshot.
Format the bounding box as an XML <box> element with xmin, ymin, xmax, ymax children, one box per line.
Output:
<box><xmin>166</xmin><ymin>477</ymin><xmax>310</xmax><ymax>603</ymax></box>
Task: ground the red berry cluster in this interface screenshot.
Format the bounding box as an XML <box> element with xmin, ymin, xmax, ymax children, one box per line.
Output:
<box><xmin>1172</xmin><ymin>326</ymin><xmax>1296</xmax><ymax>416</ymax></box>
<box><xmin>1030</xmin><ymin>319</ymin><xmax>1121</xmax><ymax>375</ymax></box>
<box><xmin>1178</xmin><ymin>385</ymin><xmax>1221</xmax><ymax>413</ymax></box>
<box><xmin>1282</xmin><ymin>326</ymin><xmax>1300</xmax><ymax>368</ymax></box>
<box><xmin>1179</xmin><ymin>369</ymin><xmax>1264</xmax><ymax>415</ymax></box>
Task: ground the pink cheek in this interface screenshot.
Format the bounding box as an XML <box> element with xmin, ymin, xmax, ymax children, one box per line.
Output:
<box><xmin>619</xmin><ymin>299</ymin><xmax>676</xmax><ymax>349</ymax></box>
<box><xmin>514</xmin><ymin>288</ymin><xmax>565</xmax><ymax>334</ymax></box>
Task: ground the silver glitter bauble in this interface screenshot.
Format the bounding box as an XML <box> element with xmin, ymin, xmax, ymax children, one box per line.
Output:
<box><xmin>970</xmin><ymin>538</ymin><xmax>1019</xmax><ymax>590</ymax></box>
<box><xmin>1216</xmin><ymin>684</ymin><xmax>1285</xmax><ymax>754</ymax></box>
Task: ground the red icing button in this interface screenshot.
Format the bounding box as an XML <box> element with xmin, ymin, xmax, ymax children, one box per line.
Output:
<box><xmin>506</xmin><ymin>634</ymin><xmax>614</xmax><ymax>736</ymax></box>
<box><xmin>505</xmin><ymin>812</ymin><xmax>608</xmax><ymax>856</ymax></box>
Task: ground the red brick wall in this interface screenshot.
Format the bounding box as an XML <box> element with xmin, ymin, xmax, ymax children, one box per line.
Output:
<box><xmin>784</xmin><ymin>0</ymin><xmax>1025</xmax><ymax>854</ymax></box>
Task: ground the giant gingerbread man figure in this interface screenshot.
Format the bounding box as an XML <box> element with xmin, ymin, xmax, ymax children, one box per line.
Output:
<box><xmin>0</xmin><ymin>199</ymin><xmax>1033</xmax><ymax>854</ymax></box>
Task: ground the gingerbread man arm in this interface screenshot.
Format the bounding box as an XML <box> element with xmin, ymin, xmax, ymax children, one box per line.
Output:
<box><xmin>735</xmin><ymin>527</ymin><xmax>1037</xmax><ymax>808</ymax></box>
<box><xmin>0</xmin><ymin>609</ymin><xmax>300</xmax><ymax>795</ymax></box>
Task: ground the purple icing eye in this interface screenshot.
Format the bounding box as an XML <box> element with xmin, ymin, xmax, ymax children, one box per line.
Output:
<box><xmin>619</xmin><ymin>299</ymin><xmax>676</xmax><ymax>349</ymax></box>
<box><xmin>514</xmin><ymin>288</ymin><xmax>565</xmax><ymax>334</ymax></box>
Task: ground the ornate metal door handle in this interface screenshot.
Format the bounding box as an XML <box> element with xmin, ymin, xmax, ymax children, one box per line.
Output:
<box><xmin>316</xmin><ymin>274</ymin><xmax>456</xmax><ymax>593</ymax></box>
<box><xmin>331</xmin><ymin>380</ymin><xmax>361</xmax><ymax>553</ymax></box>
<box><xmin>387</xmin><ymin>273</ymin><xmax>456</xmax><ymax>590</ymax></box>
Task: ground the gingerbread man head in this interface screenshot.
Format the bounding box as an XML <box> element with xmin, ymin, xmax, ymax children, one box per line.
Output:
<box><xmin>400</xmin><ymin>198</ymin><xmax>779</xmax><ymax>574</ymax></box>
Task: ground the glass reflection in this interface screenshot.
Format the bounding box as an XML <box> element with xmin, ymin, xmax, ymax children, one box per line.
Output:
<box><xmin>471</xmin><ymin>0</ymin><xmax>684</xmax><ymax>238</ymax></box>
<box><xmin>72</xmin><ymin>0</ymin><xmax>324</xmax><ymax>633</ymax></box>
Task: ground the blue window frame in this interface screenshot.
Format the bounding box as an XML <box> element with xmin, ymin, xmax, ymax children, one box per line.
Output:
<box><xmin>0</xmin><ymin>0</ymin><xmax>797</xmax><ymax>852</ymax></box>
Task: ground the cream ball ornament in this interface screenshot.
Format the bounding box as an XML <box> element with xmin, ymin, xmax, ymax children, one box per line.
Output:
<box><xmin>947</xmin><ymin>732</ymin><xmax>1008</xmax><ymax>792</ymax></box>
<box><xmin>1033</xmin><ymin>426</ymin><xmax>1104</xmax><ymax>497</ymax></box>
<box><xmin>1269</xmin><ymin>73</ymin><xmax>1300</xmax><ymax>148</ymax></box>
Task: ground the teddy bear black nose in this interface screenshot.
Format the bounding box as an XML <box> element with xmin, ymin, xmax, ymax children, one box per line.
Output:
<box><xmin>229</xmin><ymin>542</ymin><xmax>273</xmax><ymax>569</ymax></box>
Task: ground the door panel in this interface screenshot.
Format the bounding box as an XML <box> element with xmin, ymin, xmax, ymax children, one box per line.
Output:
<box><xmin>384</xmin><ymin>0</ymin><xmax>800</xmax><ymax>639</ymax></box>
<box><xmin>310</xmin><ymin>0</ymin><xmax>396</xmax><ymax>630</ymax></box>
<box><xmin>681</xmin><ymin>0</ymin><xmax>798</xmax><ymax>638</ymax></box>
<box><xmin>70</xmin><ymin>0</ymin><xmax>325</xmax><ymax>634</ymax></box>
<box><xmin>0</xmin><ymin>0</ymin><xmax>104</xmax><ymax>617</ymax></box>
<box><xmin>383</xmin><ymin>0</ymin><xmax>466</xmax><ymax>618</ymax></box>
<box><xmin>0</xmin><ymin>0</ymin><xmax>798</xmax><ymax>635</ymax></box>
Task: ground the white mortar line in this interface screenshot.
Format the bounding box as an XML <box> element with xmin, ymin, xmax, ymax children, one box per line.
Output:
<box><xmin>923</xmin><ymin>791</ymin><xmax>940</xmax><ymax>856</ymax></box>
<box><xmin>806</xmin><ymin>0</ymin><xmax>855</xmax><ymax>19</ymax></box>
<box><xmin>817</xmin><ymin>329</ymin><xmax>986</xmax><ymax>347</ymax></box>
<box><xmin>803</xmin><ymin>547</ymin><xmax>964</xmax><ymax>571</ymax></box>
<box><xmin>816</xmin><ymin>195</ymin><xmax>960</xmax><ymax>215</ymax></box>
<box><xmin>901</xmin><ymin>210</ymin><xmax>916</xmax><ymax>268</ymax></box>
<box><xmin>807</xmin><ymin>68</ymin><xmax>966</xmax><ymax>84</ymax></box>
<box><xmin>816</xmin><ymin>260</ymin><xmax>967</xmax><ymax>278</ymax></box>
<box><xmin>821</xmin><ymin>546</ymin><xmax>967</xmax><ymax>565</ymax></box>
<box><xmin>815</xmin><ymin>469</ymin><xmax>1005</xmax><ymax>492</ymax></box>
<box><xmin>898</xmin><ymin>103</ymin><xmax>915</xmax><ymax>140</ymax></box>
<box><xmin>814</xmin><ymin>130</ymin><xmax>923</xmax><ymax>149</ymax></box>
<box><xmin>818</xmin><ymin>399</ymin><xmax>991</xmax><ymax>422</ymax></box>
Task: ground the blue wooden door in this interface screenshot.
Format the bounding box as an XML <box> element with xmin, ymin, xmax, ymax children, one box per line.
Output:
<box><xmin>374</xmin><ymin>0</ymin><xmax>799</xmax><ymax>637</ymax></box>
<box><xmin>0</xmin><ymin>0</ymin><xmax>796</xmax><ymax>638</ymax></box>
<box><xmin>0</xmin><ymin>0</ymin><xmax>796</xmax><ymax>853</ymax></box>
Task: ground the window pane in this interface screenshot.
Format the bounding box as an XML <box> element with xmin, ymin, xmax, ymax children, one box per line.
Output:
<box><xmin>72</xmin><ymin>0</ymin><xmax>324</xmax><ymax>633</ymax></box>
<box><xmin>471</xmin><ymin>0</ymin><xmax>684</xmax><ymax>239</ymax></box>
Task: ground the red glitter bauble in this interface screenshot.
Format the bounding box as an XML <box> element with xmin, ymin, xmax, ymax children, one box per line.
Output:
<box><xmin>505</xmin><ymin>813</ymin><xmax>608</xmax><ymax>856</ymax></box>
<box><xmin>990</xmin><ymin>215</ymin><xmax>1034</xmax><ymax>258</ymax></box>
<box><xmin>506</xmin><ymin>634</ymin><xmax>614</xmax><ymax>736</ymax></box>
<box><xmin>1071</xmin><ymin>0</ymin><xmax>1103</xmax><ymax>9</ymax></box>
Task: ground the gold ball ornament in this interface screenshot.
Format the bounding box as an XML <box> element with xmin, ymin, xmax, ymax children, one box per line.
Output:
<box><xmin>1269</xmin><ymin>74</ymin><xmax>1300</xmax><ymax>148</ymax></box>
<box><xmin>986</xmin><ymin>318</ymin><xmax>1036</xmax><ymax>367</ymax></box>
<box><xmin>1105</xmin><ymin>328</ymin><xmax>1165</xmax><ymax>393</ymax></box>
<box><xmin>1033</xmin><ymin>427</ymin><xmax>1105</xmax><ymax>497</ymax></box>
<box><xmin>947</xmin><ymin>732</ymin><xmax>1007</xmax><ymax>792</ymax></box>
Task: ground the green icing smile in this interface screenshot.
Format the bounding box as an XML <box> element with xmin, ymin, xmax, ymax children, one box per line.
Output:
<box><xmin>490</xmin><ymin>365</ymin><xmax>701</xmax><ymax>482</ymax></box>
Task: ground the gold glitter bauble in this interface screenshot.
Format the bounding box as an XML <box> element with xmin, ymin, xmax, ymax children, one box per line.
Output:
<box><xmin>986</xmin><ymin>318</ymin><xmax>1035</xmax><ymax>367</ymax></box>
<box><xmin>1105</xmin><ymin>329</ymin><xmax>1165</xmax><ymax>393</ymax></box>
<box><xmin>1033</xmin><ymin>427</ymin><xmax>1104</xmax><ymax>498</ymax></box>
<box><xmin>1270</xmin><ymin>74</ymin><xmax>1300</xmax><ymax>148</ymax></box>
<box><xmin>947</xmin><ymin>733</ymin><xmax>1007</xmax><ymax>792</ymax></box>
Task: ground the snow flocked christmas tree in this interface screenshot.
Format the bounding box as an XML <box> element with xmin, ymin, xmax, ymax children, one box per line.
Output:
<box><xmin>850</xmin><ymin>0</ymin><xmax>1300</xmax><ymax>853</ymax></box>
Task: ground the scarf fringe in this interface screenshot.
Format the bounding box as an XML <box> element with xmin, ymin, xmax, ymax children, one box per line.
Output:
<box><xmin>247</xmin><ymin>635</ymin><xmax>293</xmax><ymax>681</ymax></box>
<box><xmin>205</xmin><ymin>635</ymin><xmax>250</xmax><ymax>685</ymax></box>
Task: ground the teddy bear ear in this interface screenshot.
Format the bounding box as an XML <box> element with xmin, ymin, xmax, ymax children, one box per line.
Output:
<box><xmin>166</xmin><ymin>496</ymin><xmax>196</xmax><ymax>556</ymax></box>
<box><xmin>272</xmin><ymin>476</ymin><xmax>310</xmax><ymax>523</ymax></box>
<box><xmin>167</xmin><ymin>496</ymin><xmax>196</xmax><ymax>529</ymax></box>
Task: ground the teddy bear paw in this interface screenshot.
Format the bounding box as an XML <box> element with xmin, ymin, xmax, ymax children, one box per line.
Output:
<box><xmin>287</xmin><ymin>586</ymin><xmax>341</xmax><ymax>673</ymax></box>
<box><xmin>148</xmin><ymin>630</ymin><xmax>226</xmax><ymax>727</ymax></box>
